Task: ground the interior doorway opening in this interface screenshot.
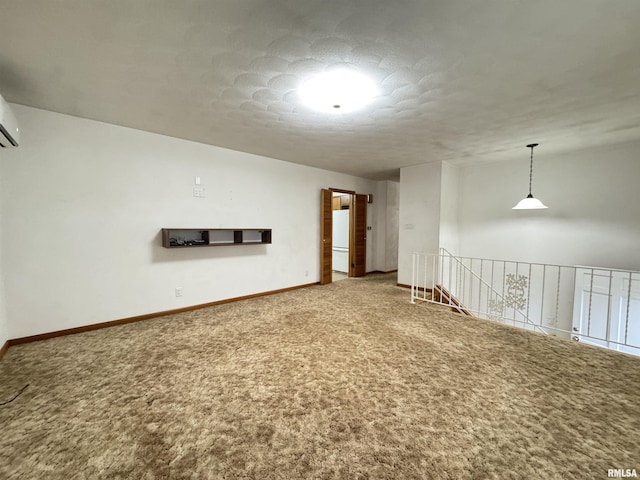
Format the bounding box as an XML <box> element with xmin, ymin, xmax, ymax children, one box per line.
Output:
<box><xmin>320</xmin><ymin>188</ymin><xmax>367</xmax><ymax>285</ymax></box>
<box><xmin>331</xmin><ymin>191</ymin><xmax>351</xmax><ymax>282</ymax></box>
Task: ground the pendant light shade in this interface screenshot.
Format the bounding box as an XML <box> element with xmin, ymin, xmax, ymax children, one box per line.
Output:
<box><xmin>512</xmin><ymin>194</ymin><xmax>548</xmax><ymax>210</ymax></box>
<box><xmin>512</xmin><ymin>143</ymin><xmax>548</xmax><ymax>210</ymax></box>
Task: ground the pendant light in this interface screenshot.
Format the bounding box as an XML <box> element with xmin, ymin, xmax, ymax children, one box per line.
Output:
<box><xmin>512</xmin><ymin>143</ymin><xmax>548</xmax><ymax>210</ymax></box>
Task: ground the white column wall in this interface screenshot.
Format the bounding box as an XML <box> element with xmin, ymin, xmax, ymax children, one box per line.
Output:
<box><xmin>1</xmin><ymin>105</ymin><xmax>379</xmax><ymax>339</ymax></box>
<box><xmin>398</xmin><ymin>163</ymin><xmax>442</xmax><ymax>285</ymax></box>
<box><xmin>439</xmin><ymin>161</ymin><xmax>459</xmax><ymax>256</ymax></box>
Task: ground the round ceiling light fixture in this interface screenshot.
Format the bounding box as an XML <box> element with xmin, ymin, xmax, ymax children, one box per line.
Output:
<box><xmin>298</xmin><ymin>69</ymin><xmax>378</xmax><ymax>113</ymax></box>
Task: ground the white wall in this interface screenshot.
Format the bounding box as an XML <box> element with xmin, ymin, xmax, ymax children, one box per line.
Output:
<box><xmin>398</xmin><ymin>163</ymin><xmax>442</xmax><ymax>285</ymax></box>
<box><xmin>372</xmin><ymin>180</ymin><xmax>399</xmax><ymax>272</ymax></box>
<box><xmin>1</xmin><ymin>105</ymin><xmax>379</xmax><ymax>339</ymax></box>
<box><xmin>0</xmin><ymin>173</ymin><xmax>8</xmax><ymax>348</ymax></box>
<box><xmin>384</xmin><ymin>181</ymin><xmax>400</xmax><ymax>272</ymax></box>
<box><xmin>458</xmin><ymin>141</ymin><xmax>640</xmax><ymax>270</ymax></box>
<box><xmin>439</xmin><ymin>161</ymin><xmax>459</xmax><ymax>255</ymax></box>
<box><xmin>373</xmin><ymin>181</ymin><xmax>388</xmax><ymax>271</ymax></box>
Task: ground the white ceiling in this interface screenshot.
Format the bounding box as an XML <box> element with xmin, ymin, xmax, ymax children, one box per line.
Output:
<box><xmin>1</xmin><ymin>1</ymin><xmax>639</xmax><ymax>180</ymax></box>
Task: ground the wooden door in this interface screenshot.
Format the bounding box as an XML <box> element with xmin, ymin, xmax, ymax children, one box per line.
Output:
<box><xmin>349</xmin><ymin>194</ymin><xmax>367</xmax><ymax>277</ymax></box>
<box><xmin>320</xmin><ymin>189</ymin><xmax>333</xmax><ymax>284</ymax></box>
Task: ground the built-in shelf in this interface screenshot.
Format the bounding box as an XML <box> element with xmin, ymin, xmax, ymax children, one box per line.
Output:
<box><xmin>161</xmin><ymin>228</ymin><xmax>272</xmax><ymax>248</ymax></box>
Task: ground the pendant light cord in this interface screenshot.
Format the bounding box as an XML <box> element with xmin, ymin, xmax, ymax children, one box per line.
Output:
<box><xmin>528</xmin><ymin>145</ymin><xmax>535</xmax><ymax>196</ymax></box>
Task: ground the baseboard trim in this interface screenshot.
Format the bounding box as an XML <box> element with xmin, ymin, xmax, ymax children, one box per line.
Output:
<box><xmin>369</xmin><ymin>269</ymin><xmax>398</xmax><ymax>275</ymax></box>
<box><xmin>7</xmin><ymin>282</ymin><xmax>319</xmax><ymax>348</ymax></box>
<box><xmin>396</xmin><ymin>283</ymin><xmax>432</xmax><ymax>293</ymax></box>
<box><xmin>0</xmin><ymin>340</ymin><xmax>8</xmax><ymax>361</ymax></box>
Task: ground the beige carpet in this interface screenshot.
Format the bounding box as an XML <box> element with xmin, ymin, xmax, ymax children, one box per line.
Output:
<box><xmin>1</xmin><ymin>273</ymin><xmax>639</xmax><ymax>479</ymax></box>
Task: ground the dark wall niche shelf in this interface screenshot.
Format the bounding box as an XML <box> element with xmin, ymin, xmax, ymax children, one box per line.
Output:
<box><xmin>161</xmin><ymin>228</ymin><xmax>272</xmax><ymax>248</ymax></box>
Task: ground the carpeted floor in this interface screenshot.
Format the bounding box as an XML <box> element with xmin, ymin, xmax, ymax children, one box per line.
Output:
<box><xmin>1</xmin><ymin>273</ymin><xmax>639</xmax><ymax>480</ymax></box>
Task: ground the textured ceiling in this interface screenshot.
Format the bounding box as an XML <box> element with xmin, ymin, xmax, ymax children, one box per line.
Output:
<box><xmin>1</xmin><ymin>1</ymin><xmax>639</xmax><ymax>180</ymax></box>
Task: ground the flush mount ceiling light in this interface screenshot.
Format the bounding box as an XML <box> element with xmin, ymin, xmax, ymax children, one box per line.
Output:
<box><xmin>513</xmin><ymin>143</ymin><xmax>548</xmax><ymax>210</ymax></box>
<box><xmin>298</xmin><ymin>69</ymin><xmax>377</xmax><ymax>113</ymax></box>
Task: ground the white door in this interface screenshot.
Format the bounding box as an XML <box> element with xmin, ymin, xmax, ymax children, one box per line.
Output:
<box><xmin>572</xmin><ymin>269</ymin><xmax>640</xmax><ymax>355</ymax></box>
<box><xmin>618</xmin><ymin>275</ymin><xmax>640</xmax><ymax>355</ymax></box>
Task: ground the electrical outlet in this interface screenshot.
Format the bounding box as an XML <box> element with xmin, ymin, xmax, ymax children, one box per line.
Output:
<box><xmin>193</xmin><ymin>187</ymin><xmax>205</xmax><ymax>198</ymax></box>
<box><xmin>175</xmin><ymin>287</ymin><xmax>183</xmax><ymax>297</ymax></box>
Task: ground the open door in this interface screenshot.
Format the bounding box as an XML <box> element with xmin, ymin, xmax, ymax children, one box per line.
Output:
<box><xmin>320</xmin><ymin>189</ymin><xmax>333</xmax><ymax>284</ymax></box>
<box><xmin>349</xmin><ymin>193</ymin><xmax>367</xmax><ymax>277</ymax></box>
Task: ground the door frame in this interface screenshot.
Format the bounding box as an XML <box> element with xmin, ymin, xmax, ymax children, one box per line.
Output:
<box><xmin>330</xmin><ymin>188</ymin><xmax>356</xmax><ymax>195</ymax></box>
<box><xmin>349</xmin><ymin>193</ymin><xmax>367</xmax><ymax>277</ymax></box>
<box><xmin>320</xmin><ymin>189</ymin><xmax>333</xmax><ymax>285</ymax></box>
<box><xmin>320</xmin><ymin>188</ymin><xmax>366</xmax><ymax>284</ymax></box>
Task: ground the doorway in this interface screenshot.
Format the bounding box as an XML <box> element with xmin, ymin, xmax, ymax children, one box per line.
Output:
<box><xmin>572</xmin><ymin>268</ymin><xmax>640</xmax><ymax>355</ymax></box>
<box><xmin>320</xmin><ymin>188</ymin><xmax>367</xmax><ymax>284</ymax></box>
<box><xmin>332</xmin><ymin>191</ymin><xmax>351</xmax><ymax>282</ymax></box>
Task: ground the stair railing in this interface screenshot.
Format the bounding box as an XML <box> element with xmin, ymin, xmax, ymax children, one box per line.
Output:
<box><xmin>438</xmin><ymin>248</ymin><xmax>546</xmax><ymax>334</ymax></box>
<box><xmin>410</xmin><ymin>251</ymin><xmax>640</xmax><ymax>356</ymax></box>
